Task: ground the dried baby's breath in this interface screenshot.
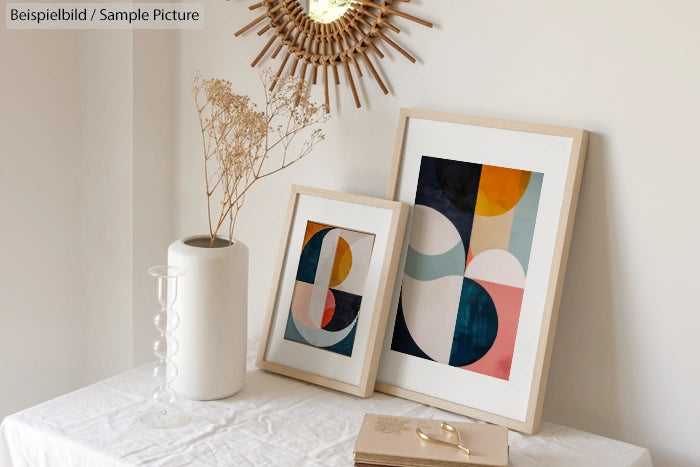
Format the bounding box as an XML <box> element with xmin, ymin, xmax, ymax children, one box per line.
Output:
<box><xmin>193</xmin><ymin>70</ymin><xmax>329</xmax><ymax>247</ymax></box>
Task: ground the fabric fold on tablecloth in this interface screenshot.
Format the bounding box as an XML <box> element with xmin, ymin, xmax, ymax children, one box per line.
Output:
<box><xmin>0</xmin><ymin>340</ymin><xmax>653</xmax><ymax>466</ymax></box>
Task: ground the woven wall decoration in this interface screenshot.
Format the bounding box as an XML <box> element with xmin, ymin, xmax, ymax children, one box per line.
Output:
<box><xmin>235</xmin><ymin>0</ymin><xmax>433</xmax><ymax>110</ymax></box>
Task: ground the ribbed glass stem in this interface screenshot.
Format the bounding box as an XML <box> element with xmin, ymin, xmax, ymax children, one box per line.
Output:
<box><xmin>140</xmin><ymin>266</ymin><xmax>189</xmax><ymax>429</ymax></box>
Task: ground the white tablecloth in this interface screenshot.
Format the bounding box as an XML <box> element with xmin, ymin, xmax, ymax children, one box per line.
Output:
<box><xmin>1</xmin><ymin>343</ymin><xmax>652</xmax><ymax>467</ymax></box>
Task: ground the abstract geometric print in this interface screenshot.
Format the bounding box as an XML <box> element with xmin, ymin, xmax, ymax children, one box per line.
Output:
<box><xmin>391</xmin><ymin>156</ymin><xmax>544</xmax><ymax>380</ymax></box>
<box><xmin>285</xmin><ymin>221</ymin><xmax>375</xmax><ymax>357</ymax></box>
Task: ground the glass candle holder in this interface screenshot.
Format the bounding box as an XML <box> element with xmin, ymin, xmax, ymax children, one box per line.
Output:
<box><xmin>140</xmin><ymin>265</ymin><xmax>190</xmax><ymax>429</ymax></box>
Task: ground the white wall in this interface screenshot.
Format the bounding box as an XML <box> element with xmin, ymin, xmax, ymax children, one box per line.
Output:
<box><xmin>132</xmin><ymin>30</ymin><xmax>178</xmax><ymax>366</ymax></box>
<box><xmin>0</xmin><ymin>28</ymin><xmax>138</xmax><ymax>409</ymax></box>
<box><xmin>1</xmin><ymin>1</ymin><xmax>698</xmax><ymax>465</ymax></box>
<box><xmin>79</xmin><ymin>31</ymin><xmax>135</xmax><ymax>382</ymax></box>
<box><xmin>1</xmin><ymin>26</ymin><xmax>174</xmax><ymax>417</ymax></box>
<box><xmin>173</xmin><ymin>1</ymin><xmax>700</xmax><ymax>465</ymax></box>
<box><xmin>0</xmin><ymin>28</ymin><xmax>84</xmax><ymax>417</ymax></box>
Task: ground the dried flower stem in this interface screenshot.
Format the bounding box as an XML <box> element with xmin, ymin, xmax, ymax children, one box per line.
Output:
<box><xmin>193</xmin><ymin>69</ymin><xmax>329</xmax><ymax>247</ymax></box>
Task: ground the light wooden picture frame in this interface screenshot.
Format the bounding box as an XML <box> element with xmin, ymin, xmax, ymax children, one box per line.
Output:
<box><xmin>376</xmin><ymin>109</ymin><xmax>589</xmax><ymax>433</ymax></box>
<box><xmin>258</xmin><ymin>185</ymin><xmax>409</xmax><ymax>396</ymax></box>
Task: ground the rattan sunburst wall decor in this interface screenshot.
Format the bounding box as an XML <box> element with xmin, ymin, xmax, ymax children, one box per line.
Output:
<box><xmin>234</xmin><ymin>0</ymin><xmax>433</xmax><ymax>111</ymax></box>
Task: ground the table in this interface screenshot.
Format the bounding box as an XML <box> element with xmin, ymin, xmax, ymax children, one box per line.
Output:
<box><xmin>1</xmin><ymin>342</ymin><xmax>653</xmax><ymax>466</ymax></box>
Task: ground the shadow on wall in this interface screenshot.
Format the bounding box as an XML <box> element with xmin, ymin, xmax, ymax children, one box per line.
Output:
<box><xmin>543</xmin><ymin>132</ymin><xmax>634</xmax><ymax>439</ymax></box>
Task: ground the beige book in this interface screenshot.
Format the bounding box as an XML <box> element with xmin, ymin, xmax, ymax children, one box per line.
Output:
<box><xmin>353</xmin><ymin>414</ymin><xmax>508</xmax><ymax>467</ymax></box>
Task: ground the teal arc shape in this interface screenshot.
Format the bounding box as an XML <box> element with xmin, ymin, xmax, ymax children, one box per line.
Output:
<box><xmin>404</xmin><ymin>241</ymin><xmax>466</xmax><ymax>281</ymax></box>
<box><xmin>296</xmin><ymin>227</ymin><xmax>333</xmax><ymax>284</ymax></box>
<box><xmin>283</xmin><ymin>310</ymin><xmax>357</xmax><ymax>357</ymax></box>
<box><xmin>448</xmin><ymin>278</ymin><xmax>499</xmax><ymax>366</ymax></box>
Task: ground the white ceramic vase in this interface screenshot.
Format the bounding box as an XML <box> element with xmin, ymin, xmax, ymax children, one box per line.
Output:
<box><xmin>167</xmin><ymin>235</ymin><xmax>248</xmax><ymax>400</ymax></box>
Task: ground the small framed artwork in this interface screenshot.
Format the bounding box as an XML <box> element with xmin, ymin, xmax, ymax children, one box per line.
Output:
<box><xmin>257</xmin><ymin>185</ymin><xmax>409</xmax><ymax>397</ymax></box>
<box><xmin>376</xmin><ymin>109</ymin><xmax>589</xmax><ymax>433</ymax></box>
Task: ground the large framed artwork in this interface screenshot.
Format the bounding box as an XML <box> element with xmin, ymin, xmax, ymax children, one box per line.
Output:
<box><xmin>376</xmin><ymin>109</ymin><xmax>589</xmax><ymax>433</ymax></box>
<box><xmin>258</xmin><ymin>185</ymin><xmax>408</xmax><ymax>397</ymax></box>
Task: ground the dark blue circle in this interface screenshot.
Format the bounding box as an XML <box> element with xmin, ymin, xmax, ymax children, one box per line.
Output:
<box><xmin>449</xmin><ymin>278</ymin><xmax>498</xmax><ymax>366</ymax></box>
